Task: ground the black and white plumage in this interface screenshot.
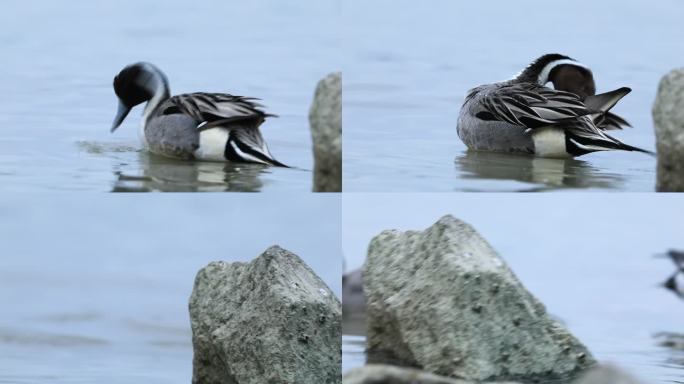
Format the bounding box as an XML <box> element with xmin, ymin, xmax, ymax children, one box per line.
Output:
<box><xmin>457</xmin><ymin>54</ymin><xmax>652</xmax><ymax>158</ymax></box>
<box><xmin>658</xmin><ymin>250</ymin><xmax>684</xmax><ymax>299</ymax></box>
<box><xmin>111</xmin><ymin>62</ymin><xmax>286</xmax><ymax>166</ymax></box>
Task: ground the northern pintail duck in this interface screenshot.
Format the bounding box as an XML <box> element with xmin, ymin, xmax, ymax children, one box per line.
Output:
<box><xmin>111</xmin><ymin>62</ymin><xmax>286</xmax><ymax>166</ymax></box>
<box><xmin>457</xmin><ymin>54</ymin><xmax>652</xmax><ymax>158</ymax></box>
<box><xmin>658</xmin><ymin>250</ymin><xmax>684</xmax><ymax>299</ymax></box>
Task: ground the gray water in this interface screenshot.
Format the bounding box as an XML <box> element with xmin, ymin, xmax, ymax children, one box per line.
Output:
<box><xmin>342</xmin><ymin>0</ymin><xmax>683</xmax><ymax>192</ymax></box>
<box><xmin>0</xmin><ymin>0</ymin><xmax>340</xmax><ymax>192</ymax></box>
<box><xmin>342</xmin><ymin>194</ymin><xmax>684</xmax><ymax>383</ymax></box>
<box><xmin>0</xmin><ymin>195</ymin><xmax>342</xmax><ymax>383</ymax></box>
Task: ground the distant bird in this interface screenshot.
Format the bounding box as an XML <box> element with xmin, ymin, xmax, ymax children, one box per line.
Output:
<box><xmin>663</xmin><ymin>271</ymin><xmax>684</xmax><ymax>299</ymax></box>
<box><xmin>658</xmin><ymin>250</ymin><xmax>684</xmax><ymax>298</ymax></box>
<box><xmin>457</xmin><ymin>53</ymin><xmax>653</xmax><ymax>158</ymax></box>
<box><xmin>111</xmin><ymin>62</ymin><xmax>286</xmax><ymax>166</ymax></box>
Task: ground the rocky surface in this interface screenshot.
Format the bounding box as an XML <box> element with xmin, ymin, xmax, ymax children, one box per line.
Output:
<box><xmin>310</xmin><ymin>72</ymin><xmax>342</xmax><ymax>192</ymax></box>
<box><xmin>343</xmin><ymin>364</ymin><xmax>521</xmax><ymax>384</ymax></box>
<box><xmin>189</xmin><ymin>245</ymin><xmax>341</xmax><ymax>384</ymax></box>
<box><xmin>653</xmin><ymin>68</ymin><xmax>684</xmax><ymax>192</ymax></box>
<box><xmin>343</xmin><ymin>364</ymin><xmax>642</xmax><ymax>384</ymax></box>
<box><xmin>363</xmin><ymin>215</ymin><xmax>595</xmax><ymax>383</ymax></box>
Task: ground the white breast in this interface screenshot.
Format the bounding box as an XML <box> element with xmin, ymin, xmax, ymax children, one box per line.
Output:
<box><xmin>194</xmin><ymin>129</ymin><xmax>229</xmax><ymax>161</ymax></box>
<box><xmin>532</xmin><ymin>127</ymin><xmax>572</xmax><ymax>158</ymax></box>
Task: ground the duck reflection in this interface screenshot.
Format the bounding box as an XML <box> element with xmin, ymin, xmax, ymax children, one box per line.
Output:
<box><xmin>455</xmin><ymin>150</ymin><xmax>626</xmax><ymax>191</ymax></box>
<box><xmin>112</xmin><ymin>151</ymin><xmax>266</xmax><ymax>192</ymax></box>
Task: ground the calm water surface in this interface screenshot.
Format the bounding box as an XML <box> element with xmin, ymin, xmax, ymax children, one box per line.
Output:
<box><xmin>0</xmin><ymin>195</ymin><xmax>342</xmax><ymax>383</ymax></box>
<box><xmin>343</xmin><ymin>0</ymin><xmax>683</xmax><ymax>192</ymax></box>
<box><xmin>0</xmin><ymin>0</ymin><xmax>339</xmax><ymax>192</ymax></box>
<box><xmin>342</xmin><ymin>194</ymin><xmax>684</xmax><ymax>382</ymax></box>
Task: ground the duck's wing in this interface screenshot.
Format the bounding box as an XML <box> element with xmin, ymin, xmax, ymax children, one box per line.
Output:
<box><xmin>159</xmin><ymin>92</ymin><xmax>277</xmax><ymax>130</ymax></box>
<box><xmin>474</xmin><ymin>83</ymin><xmax>593</xmax><ymax>128</ymax></box>
<box><xmin>583</xmin><ymin>88</ymin><xmax>632</xmax><ymax>130</ymax></box>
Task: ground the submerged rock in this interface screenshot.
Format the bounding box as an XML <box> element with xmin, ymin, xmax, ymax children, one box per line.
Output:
<box><xmin>310</xmin><ymin>72</ymin><xmax>342</xmax><ymax>192</ymax></box>
<box><xmin>343</xmin><ymin>364</ymin><xmax>522</xmax><ymax>384</ymax></box>
<box><xmin>574</xmin><ymin>365</ymin><xmax>644</xmax><ymax>384</ymax></box>
<box><xmin>189</xmin><ymin>246</ymin><xmax>341</xmax><ymax>384</ymax></box>
<box><xmin>363</xmin><ymin>215</ymin><xmax>595</xmax><ymax>382</ymax></box>
<box><xmin>653</xmin><ymin>68</ymin><xmax>684</xmax><ymax>192</ymax></box>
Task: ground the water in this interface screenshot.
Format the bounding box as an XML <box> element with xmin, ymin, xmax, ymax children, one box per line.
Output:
<box><xmin>0</xmin><ymin>194</ymin><xmax>342</xmax><ymax>383</ymax></box>
<box><xmin>342</xmin><ymin>194</ymin><xmax>684</xmax><ymax>383</ymax></box>
<box><xmin>0</xmin><ymin>0</ymin><xmax>340</xmax><ymax>193</ymax></box>
<box><xmin>342</xmin><ymin>0</ymin><xmax>683</xmax><ymax>192</ymax></box>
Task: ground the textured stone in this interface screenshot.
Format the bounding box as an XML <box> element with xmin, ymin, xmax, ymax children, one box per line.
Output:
<box><xmin>310</xmin><ymin>72</ymin><xmax>342</xmax><ymax>192</ymax></box>
<box><xmin>363</xmin><ymin>215</ymin><xmax>595</xmax><ymax>382</ymax></box>
<box><xmin>343</xmin><ymin>364</ymin><xmax>522</xmax><ymax>384</ymax></box>
<box><xmin>189</xmin><ymin>246</ymin><xmax>341</xmax><ymax>384</ymax></box>
<box><xmin>653</xmin><ymin>68</ymin><xmax>684</xmax><ymax>192</ymax></box>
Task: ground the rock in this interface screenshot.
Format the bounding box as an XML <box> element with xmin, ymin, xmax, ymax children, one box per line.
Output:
<box><xmin>653</xmin><ymin>68</ymin><xmax>684</xmax><ymax>192</ymax></box>
<box><xmin>310</xmin><ymin>72</ymin><xmax>342</xmax><ymax>192</ymax></box>
<box><xmin>574</xmin><ymin>365</ymin><xmax>644</xmax><ymax>384</ymax></box>
<box><xmin>342</xmin><ymin>364</ymin><xmax>521</xmax><ymax>384</ymax></box>
<box><xmin>363</xmin><ymin>215</ymin><xmax>596</xmax><ymax>383</ymax></box>
<box><xmin>189</xmin><ymin>245</ymin><xmax>341</xmax><ymax>384</ymax></box>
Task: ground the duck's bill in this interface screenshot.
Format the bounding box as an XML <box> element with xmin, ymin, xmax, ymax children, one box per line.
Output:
<box><xmin>111</xmin><ymin>102</ymin><xmax>131</xmax><ymax>132</ymax></box>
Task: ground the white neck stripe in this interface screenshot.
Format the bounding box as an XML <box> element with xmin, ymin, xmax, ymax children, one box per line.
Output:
<box><xmin>537</xmin><ymin>59</ymin><xmax>590</xmax><ymax>85</ymax></box>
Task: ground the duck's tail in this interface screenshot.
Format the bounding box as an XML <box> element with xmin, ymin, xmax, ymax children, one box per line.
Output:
<box><xmin>565</xmin><ymin>131</ymin><xmax>655</xmax><ymax>156</ymax></box>
<box><xmin>565</xmin><ymin>87</ymin><xmax>654</xmax><ymax>156</ymax></box>
<box><xmin>225</xmin><ymin>128</ymin><xmax>289</xmax><ymax>167</ymax></box>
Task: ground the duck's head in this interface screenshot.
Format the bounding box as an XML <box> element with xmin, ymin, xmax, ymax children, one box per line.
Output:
<box><xmin>518</xmin><ymin>53</ymin><xmax>596</xmax><ymax>98</ymax></box>
<box><xmin>111</xmin><ymin>62</ymin><xmax>169</xmax><ymax>132</ymax></box>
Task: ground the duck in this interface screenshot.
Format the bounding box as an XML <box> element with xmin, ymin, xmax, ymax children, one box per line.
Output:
<box><xmin>111</xmin><ymin>62</ymin><xmax>286</xmax><ymax>166</ymax></box>
<box><xmin>457</xmin><ymin>53</ymin><xmax>652</xmax><ymax>158</ymax></box>
<box><xmin>657</xmin><ymin>250</ymin><xmax>684</xmax><ymax>299</ymax></box>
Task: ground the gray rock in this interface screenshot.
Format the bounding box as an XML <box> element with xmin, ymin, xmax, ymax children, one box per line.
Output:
<box><xmin>653</xmin><ymin>68</ymin><xmax>684</xmax><ymax>192</ymax></box>
<box><xmin>363</xmin><ymin>215</ymin><xmax>595</xmax><ymax>383</ymax></box>
<box><xmin>574</xmin><ymin>365</ymin><xmax>644</xmax><ymax>384</ymax></box>
<box><xmin>189</xmin><ymin>245</ymin><xmax>341</xmax><ymax>384</ymax></box>
<box><xmin>343</xmin><ymin>364</ymin><xmax>521</xmax><ymax>384</ymax></box>
<box><xmin>310</xmin><ymin>72</ymin><xmax>342</xmax><ymax>192</ymax></box>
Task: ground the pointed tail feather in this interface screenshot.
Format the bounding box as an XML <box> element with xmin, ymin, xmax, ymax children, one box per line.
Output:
<box><xmin>225</xmin><ymin>129</ymin><xmax>288</xmax><ymax>167</ymax></box>
<box><xmin>566</xmin><ymin>132</ymin><xmax>655</xmax><ymax>156</ymax></box>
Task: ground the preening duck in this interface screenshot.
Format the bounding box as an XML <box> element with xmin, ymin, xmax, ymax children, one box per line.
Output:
<box><xmin>111</xmin><ymin>62</ymin><xmax>286</xmax><ymax>166</ymax></box>
<box><xmin>457</xmin><ymin>54</ymin><xmax>652</xmax><ymax>158</ymax></box>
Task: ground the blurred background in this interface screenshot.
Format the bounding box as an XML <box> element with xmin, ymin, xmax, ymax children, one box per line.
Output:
<box><xmin>0</xmin><ymin>0</ymin><xmax>340</xmax><ymax>192</ymax></box>
<box><xmin>0</xmin><ymin>194</ymin><xmax>341</xmax><ymax>383</ymax></box>
<box><xmin>342</xmin><ymin>194</ymin><xmax>684</xmax><ymax>382</ymax></box>
<box><xmin>342</xmin><ymin>0</ymin><xmax>684</xmax><ymax>192</ymax></box>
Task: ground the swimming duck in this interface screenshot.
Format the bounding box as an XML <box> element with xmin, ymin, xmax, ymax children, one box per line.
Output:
<box><xmin>111</xmin><ymin>62</ymin><xmax>286</xmax><ymax>166</ymax></box>
<box><xmin>657</xmin><ymin>250</ymin><xmax>684</xmax><ymax>299</ymax></box>
<box><xmin>457</xmin><ymin>54</ymin><xmax>652</xmax><ymax>158</ymax></box>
